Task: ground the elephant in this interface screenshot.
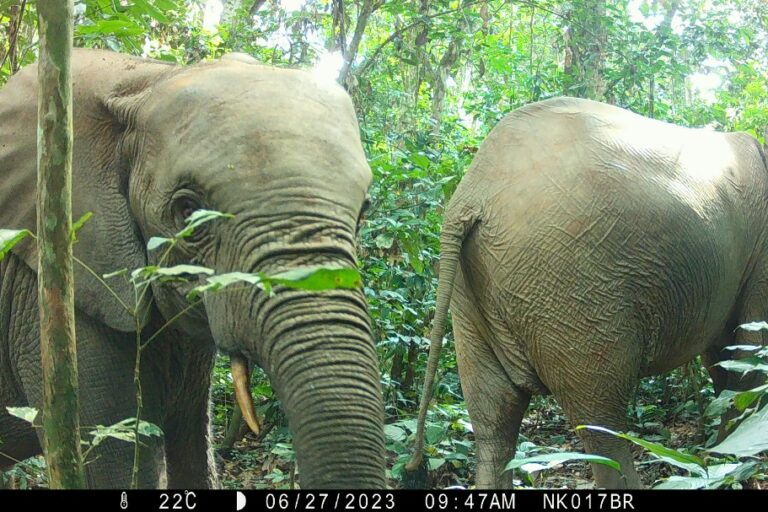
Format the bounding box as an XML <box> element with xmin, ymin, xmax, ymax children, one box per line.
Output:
<box><xmin>407</xmin><ymin>97</ymin><xmax>768</xmax><ymax>489</ymax></box>
<box><xmin>0</xmin><ymin>49</ymin><xmax>385</xmax><ymax>488</ymax></box>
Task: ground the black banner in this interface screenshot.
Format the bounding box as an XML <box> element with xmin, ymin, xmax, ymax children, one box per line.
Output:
<box><xmin>0</xmin><ymin>489</ymin><xmax>762</xmax><ymax>511</ymax></box>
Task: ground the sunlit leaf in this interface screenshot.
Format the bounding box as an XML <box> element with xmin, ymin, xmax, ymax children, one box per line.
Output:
<box><xmin>505</xmin><ymin>451</ymin><xmax>622</xmax><ymax>474</ymax></box>
<box><xmin>177</xmin><ymin>209</ymin><xmax>234</xmax><ymax>239</ymax></box>
<box><xmin>384</xmin><ymin>424</ymin><xmax>407</xmax><ymax>443</ymax></box>
<box><xmin>269</xmin><ymin>266</ymin><xmax>362</xmax><ymax>291</ymax></box>
<box><xmin>0</xmin><ymin>229</ymin><xmax>32</xmax><ymax>261</ymax></box>
<box><xmin>71</xmin><ymin>211</ymin><xmax>93</xmax><ymax>242</ymax></box>
<box><xmin>427</xmin><ymin>457</ymin><xmax>445</xmax><ymax>470</ymax></box>
<box><xmin>6</xmin><ymin>406</ymin><xmax>38</xmax><ymax>424</ymax></box>
<box><xmin>147</xmin><ymin>237</ymin><xmax>171</xmax><ymax>251</ymax></box>
<box><xmin>577</xmin><ymin>425</ymin><xmax>707</xmax><ymax>472</ymax></box>
<box><xmin>708</xmin><ymin>405</ymin><xmax>768</xmax><ymax>457</ymax></box>
<box><xmin>736</xmin><ymin>322</ymin><xmax>768</xmax><ymax>332</ymax></box>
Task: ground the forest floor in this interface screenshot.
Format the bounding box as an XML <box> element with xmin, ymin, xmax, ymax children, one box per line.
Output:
<box><xmin>215</xmin><ymin>395</ymin><xmax>767</xmax><ymax>490</ymax></box>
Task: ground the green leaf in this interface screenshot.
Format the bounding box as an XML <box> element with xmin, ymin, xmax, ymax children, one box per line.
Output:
<box><xmin>188</xmin><ymin>271</ymin><xmax>264</xmax><ymax>300</ymax></box>
<box><xmin>71</xmin><ymin>212</ymin><xmax>93</xmax><ymax>242</ymax></box>
<box><xmin>704</xmin><ymin>390</ymin><xmax>737</xmax><ymax>417</ymax></box>
<box><xmin>708</xmin><ymin>404</ymin><xmax>768</xmax><ymax>457</ymax></box>
<box><xmin>375</xmin><ymin>233</ymin><xmax>395</xmax><ymax>249</ymax></box>
<box><xmin>425</xmin><ymin>423</ymin><xmax>446</xmax><ymax>445</ymax></box>
<box><xmin>736</xmin><ymin>321</ymin><xmax>768</xmax><ymax>332</ymax></box>
<box><xmin>577</xmin><ymin>425</ymin><xmax>707</xmax><ymax>472</ymax></box>
<box><xmin>411</xmin><ymin>153</ymin><xmax>431</xmax><ymax>169</ymax></box>
<box><xmin>716</xmin><ymin>359</ymin><xmax>768</xmax><ymax>375</ymax></box>
<box><xmin>0</xmin><ymin>229</ymin><xmax>32</xmax><ymax>261</ymax></box>
<box><xmin>103</xmin><ymin>268</ymin><xmax>128</xmax><ymax>280</ymax></box>
<box><xmin>504</xmin><ymin>452</ymin><xmax>622</xmax><ymax>474</ymax></box>
<box><xmin>733</xmin><ymin>384</ymin><xmax>768</xmax><ymax>411</ymax></box>
<box><xmin>132</xmin><ymin>0</ymin><xmax>169</xmax><ymax>22</ymax></box>
<box><xmin>177</xmin><ymin>209</ymin><xmax>234</xmax><ymax>239</ymax></box>
<box><xmin>269</xmin><ymin>266</ymin><xmax>362</xmax><ymax>291</ymax></box>
<box><xmin>6</xmin><ymin>406</ymin><xmax>38</xmax><ymax>424</ymax></box>
<box><xmin>427</xmin><ymin>457</ymin><xmax>446</xmax><ymax>470</ymax></box>
<box><xmin>88</xmin><ymin>418</ymin><xmax>164</xmax><ymax>449</ymax></box>
<box><xmin>77</xmin><ymin>20</ymin><xmax>145</xmax><ymax>36</ymax></box>
<box><xmin>384</xmin><ymin>424</ymin><xmax>407</xmax><ymax>443</ymax></box>
<box><xmin>147</xmin><ymin>237</ymin><xmax>171</xmax><ymax>251</ymax></box>
<box><xmin>131</xmin><ymin>264</ymin><xmax>214</xmax><ymax>283</ymax></box>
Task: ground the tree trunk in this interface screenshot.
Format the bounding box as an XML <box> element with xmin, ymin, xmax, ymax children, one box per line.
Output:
<box><xmin>221</xmin><ymin>403</ymin><xmax>246</xmax><ymax>450</ymax></box>
<box><xmin>338</xmin><ymin>0</ymin><xmax>382</xmax><ymax>90</ymax></box>
<box><xmin>36</xmin><ymin>0</ymin><xmax>85</xmax><ymax>489</ymax></box>
<box><xmin>564</xmin><ymin>0</ymin><xmax>607</xmax><ymax>101</ymax></box>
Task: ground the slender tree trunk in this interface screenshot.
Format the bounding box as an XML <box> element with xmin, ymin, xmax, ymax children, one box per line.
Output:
<box><xmin>338</xmin><ymin>0</ymin><xmax>383</xmax><ymax>90</ymax></box>
<box><xmin>564</xmin><ymin>0</ymin><xmax>607</xmax><ymax>100</ymax></box>
<box><xmin>36</xmin><ymin>0</ymin><xmax>85</xmax><ymax>489</ymax></box>
<box><xmin>221</xmin><ymin>404</ymin><xmax>246</xmax><ymax>450</ymax></box>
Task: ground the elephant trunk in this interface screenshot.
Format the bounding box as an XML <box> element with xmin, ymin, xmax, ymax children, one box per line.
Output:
<box><xmin>256</xmin><ymin>288</ymin><xmax>386</xmax><ymax>488</ymax></box>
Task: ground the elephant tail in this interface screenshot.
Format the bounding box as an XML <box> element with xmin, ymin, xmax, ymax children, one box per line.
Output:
<box><xmin>405</xmin><ymin>197</ymin><xmax>480</xmax><ymax>477</ymax></box>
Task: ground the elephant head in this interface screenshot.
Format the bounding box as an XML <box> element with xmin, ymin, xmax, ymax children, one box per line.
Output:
<box><xmin>0</xmin><ymin>49</ymin><xmax>385</xmax><ymax>488</ymax></box>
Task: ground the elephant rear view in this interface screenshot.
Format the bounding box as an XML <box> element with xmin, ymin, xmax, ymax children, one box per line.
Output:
<box><xmin>408</xmin><ymin>97</ymin><xmax>768</xmax><ymax>488</ymax></box>
<box><xmin>0</xmin><ymin>49</ymin><xmax>385</xmax><ymax>488</ymax></box>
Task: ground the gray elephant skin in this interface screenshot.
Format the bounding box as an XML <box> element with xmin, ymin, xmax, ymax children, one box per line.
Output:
<box><xmin>0</xmin><ymin>49</ymin><xmax>385</xmax><ymax>488</ymax></box>
<box><xmin>410</xmin><ymin>97</ymin><xmax>768</xmax><ymax>488</ymax></box>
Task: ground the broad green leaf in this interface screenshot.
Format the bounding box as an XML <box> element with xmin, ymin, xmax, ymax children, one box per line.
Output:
<box><xmin>504</xmin><ymin>452</ymin><xmax>621</xmax><ymax>473</ymax></box>
<box><xmin>71</xmin><ymin>211</ymin><xmax>93</xmax><ymax>242</ymax></box>
<box><xmin>177</xmin><ymin>209</ymin><xmax>234</xmax><ymax>239</ymax></box>
<box><xmin>384</xmin><ymin>424</ymin><xmax>407</xmax><ymax>443</ymax></box>
<box><xmin>577</xmin><ymin>425</ymin><xmax>707</xmax><ymax>471</ymax></box>
<box><xmin>375</xmin><ymin>232</ymin><xmax>395</xmax><ymax>249</ymax></box>
<box><xmin>704</xmin><ymin>390</ymin><xmax>737</xmax><ymax>417</ymax></box>
<box><xmin>132</xmin><ymin>0</ymin><xmax>169</xmax><ymax>22</ymax></box>
<box><xmin>0</xmin><ymin>229</ymin><xmax>32</xmax><ymax>261</ymax></box>
<box><xmin>6</xmin><ymin>406</ymin><xmax>38</xmax><ymax>424</ymax></box>
<box><xmin>89</xmin><ymin>418</ymin><xmax>164</xmax><ymax>449</ymax></box>
<box><xmin>654</xmin><ymin>475</ymin><xmax>717</xmax><ymax>490</ymax></box>
<box><xmin>147</xmin><ymin>237</ymin><xmax>171</xmax><ymax>251</ymax></box>
<box><xmin>188</xmin><ymin>272</ymin><xmax>264</xmax><ymax>299</ymax></box>
<box><xmin>733</xmin><ymin>384</ymin><xmax>768</xmax><ymax>411</ymax></box>
<box><xmin>269</xmin><ymin>266</ymin><xmax>362</xmax><ymax>291</ymax></box>
<box><xmin>736</xmin><ymin>322</ymin><xmax>768</xmax><ymax>332</ymax></box>
<box><xmin>77</xmin><ymin>20</ymin><xmax>145</xmax><ymax>36</ymax></box>
<box><xmin>654</xmin><ymin>463</ymin><xmax>753</xmax><ymax>489</ymax></box>
<box><xmin>425</xmin><ymin>423</ymin><xmax>447</xmax><ymax>445</ymax></box>
<box><xmin>708</xmin><ymin>405</ymin><xmax>768</xmax><ymax>457</ymax></box>
<box><xmin>427</xmin><ymin>457</ymin><xmax>445</xmax><ymax>470</ymax></box>
<box><xmin>132</xmin><ymin>264</ymin><xmax>214</xmax><ymax>282</ymax></box>
<box><xmin>411</xmin><ymin>153</ymin><xmax>431</xmax><ymax>169</ymax></box>
<box><xmin>716</xmin><ymin>359</ymin><xmax>768</xmax><ymax>375</ymax></box>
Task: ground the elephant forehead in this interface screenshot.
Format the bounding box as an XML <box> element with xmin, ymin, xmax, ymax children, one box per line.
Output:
<box><xmin>139</xmin><ymin>65</ymin><xmax>371</xmax><ymax>195</ymax></box>
<box><xmin>147</xmin><ymin>64</ymin><xmax>354</xmax><ymax>127</ymax></box>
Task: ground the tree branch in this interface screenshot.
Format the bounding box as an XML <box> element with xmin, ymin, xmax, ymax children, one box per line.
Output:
<box><xmin>338</xmin><ymin>0</ymin><xmax>384</xmax><ymax>89</ymax></box>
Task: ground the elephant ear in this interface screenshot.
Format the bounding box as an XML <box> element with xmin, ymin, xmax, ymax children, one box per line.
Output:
<box><xmin>0</xmin><ymin>49</ymin><xmax>173</xmax><ymax>332</ymax></box>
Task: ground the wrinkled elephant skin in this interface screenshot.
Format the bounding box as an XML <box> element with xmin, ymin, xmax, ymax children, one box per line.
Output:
<box><xmin>0</xmin><ymin>49</ymin><xmax>385</xmax><ymax>489</ymax></box>
<box><xmin>411</xmin><ymin>97</ymin><xmax>768</xmax><ymax>489</ymax></box>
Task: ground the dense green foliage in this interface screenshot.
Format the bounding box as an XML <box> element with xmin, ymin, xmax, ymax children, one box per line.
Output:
<box><xmin>2</xmin><ymin>0</ymin><xmax>767</xmax><ymax>489</ymax></box>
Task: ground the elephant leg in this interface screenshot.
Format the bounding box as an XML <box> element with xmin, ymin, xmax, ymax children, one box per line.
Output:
<box><xmin>163</xmin><ymin>341</ymin><xmax>217</xmax><ymax>488</ymax></box>
<box><xmin>454</xmin><ymin>304</ymin><xmax>530</xmax><ymax>489</ymax></box>
<box><xmin>15</xmin><ymin>311</ymin><xmax>163</xmax><ymax>488</ymax></box>
<box><xmin>546</xmin><ymin>345</ymin><xmax>642</xmax><ymax>489</ymax></box>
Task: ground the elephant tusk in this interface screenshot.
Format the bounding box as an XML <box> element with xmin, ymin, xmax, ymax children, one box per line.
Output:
<box><xmin>231</xmin><ymin>354</ymin><xmax>262</xmax><ymax>435</ymax></box>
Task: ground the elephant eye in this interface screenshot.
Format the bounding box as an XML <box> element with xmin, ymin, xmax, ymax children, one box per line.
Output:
<box><xmin>171</xmin><ymin>194</ymin><xmax>207</xmax><ymax>239</ymax></box>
